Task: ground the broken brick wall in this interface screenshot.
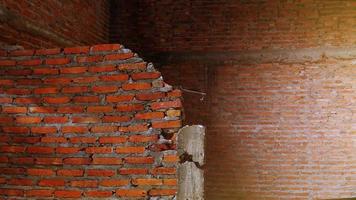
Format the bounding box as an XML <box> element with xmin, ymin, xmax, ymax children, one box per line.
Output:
<box><xmin>111</xmin><ymin>1</ymin><xmax>356</xmax><ymax>199</ymax></box>
<box><xmin>0</xmin><ymin>0</ymin><xmax>110</xmax><ymax>48</ymax></box>
<box><xmin>0</xmin><ymin>44</ymin><xmax>182</xmax><ymax>199</ymax></box>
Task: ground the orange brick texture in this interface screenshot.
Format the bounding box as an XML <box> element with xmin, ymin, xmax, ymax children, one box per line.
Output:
<box><xmin>0</xmin><ymin>44</ymin><xmax>181</xmax><ymax>199</ymax></box>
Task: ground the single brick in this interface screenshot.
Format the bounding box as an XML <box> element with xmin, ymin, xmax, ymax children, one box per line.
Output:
<box><xmin>152</xmin><ymin>120</ymin><xmax>182</xmax><ymax>128</ymax></box>
<box><xmin>54</xmin><ymin>190</ymin><xmax>82</xmax><ymax>198</ymax></box>
<box><xmin>63</xmin><ymin>157</ymin><xmax>91</xmax><ymax>165</ymax></box>
<box><xmin>100</xmin><ymin>74</ymin><xmax>128</xmax><ymax>82</ymax></box>
<box><xmin>43</xmin><ymin>96</ymin><xmax>71</xmax><ymax>104</ymax></box>
<box><xmin>92</xmin><ymin>157</ymin><xmax>122</xmax><ymax>165</ymax></box>
<box><xmin>45</xmin><ymin>58</ymin><xmax>70</xmax><ymax>65</ymax></box>
<box><xmin>124</xmin><ymin>157</ymin><xmax>154</xmax><ymax>164</ymax></box>
<box><xmin>27</xmin><ymin>146</ymin><xmax>54</xmax><ymax>154</ymax></box>
<box><xmin>151</xmin><ymin>99</ymin><xmax>182</xmax><ymax>110</ymax></box>
<box><xmin>122</xmin><ymin>82</ymin><xmax>151</xmax><ymax>90</ymax></box>
<box><xmin>135</xmin><ymin>112</ymin><xmax>164</xmax><ymax>119</ymax></box>
<box><xmin>104</xmin><ymin>52</ymin><xmax>134</xmax><ymax>61</ymax></box>
<box><xmin>100</xmin><ymin>179</ymin><xmax>129</xmax><ymax>187</ymax></box>
<box><xmin>38</xmin><ymin>179</ymin><xmax>65</xmax><ymax>187</ymax></box>
<box><xmin>106</xmin><ymin>94</ymin><xmax>134</xmax><ymax>102</ymax></box>
<box><xmin>87</xmin><ymin>169</ymin><xmax>115</xmax><ymax>177</ymax></box>
<box><xmin>57</xmin><ymin>169</ymin><xmax>84</xmax><ymax>177</ymax></box>
<box><xmin>64</xmin><ymin>46</ymin><xmax>90</xmax><ymax>54</ymax></box>
<box><xmin>91</xmin><ymin>44</ymin><xmax>121</xmax><ymax>52</ymax></box>
<box><xmin>27</xmin><ymin>168</ymin><xmax>54</xmax><ymax>176</ymax></box>
<box><xmin>71</xmin><ymin>180</ymin><xmax>98</xmax><ymax>188</ymax></box>
<box><xmin>136</xmin><ymin>92</ymin><xmax>165</xmax><ymax>101</ymax></box>
<box><xmin>131</xmin><ymin>72</ymin><xmax>161</xmax><ymax>80</ymax></box>
<box><xmin>99</xmin><ymin>136</ymin><xmax>127</xmax><ymax>144</ymax></box>
<box><xmin>60</xmin><ymin>66</ymin><xmax>87</xmax><ymax>74</ymax></box>
<box><xmin>116</xmin><ymin>146</ymin><xmax>145</xmax><ymax>154</ymax></box>
<box><xmin>31</xmin><ymin>127</ymin><xmax>57</xmax><ymax>134</ymax></box>
<box><xmin>116</xmin><ymin>189</ymin><xmax>146</xmax><ymax>197</ymax></box>
<box><xmin>132</xmin><ymin>178</ymin><xmax>162</xmax><ymax>186</ymax></box>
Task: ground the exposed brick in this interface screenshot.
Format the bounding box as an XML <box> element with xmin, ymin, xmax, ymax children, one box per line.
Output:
<box><xmin>29</xmin><ymin>106</ymin><xmax>56</xmax><ymax>113</ymax></box>
<box><xmin>99</xmin><ymin>179</ymin><xmax>129</xmax><ymax>187</ymax></box>
<box><xmin>45</xmin><ymin>58</ymin><xmax>70</xmax><ymax>65</ymax></box>
<box><xmin>0</xmin><ymin>146</ymin><xmax>25</xmax><ymax>153</ymax></box>
<box><xmin>73</xmin><ymin>96</ymin><xmax>100</xmax><ymax>103</ymax></box>
<box><xmin>100</xmin><ymin>74</ymin><xmax>128</xmax><ymax>82</ymax></box>
<box><xmin>44</xmin><ymin>77</ymin><xmax>72</xmax><ymax>85</ymax></box>
<box><xmin>131</xmin><ymin>72</ymin><xmax>161</xmax><ymax>80</ymax></box>
<box><xmin>122</xmin><ymin>82</ymin><xmax>151</xmax><ymax>90</ymax></box>
<box><xmin>91</xmin><ymin>126</ymin><xmax>117</xmax><ymax>133</ymax></box>
<box><xmin>43</xmin><ymin>96</ymin><xmax>71</xmax><ymax>104</ymax></box>
<box><xmin>35</xmin><ymin>157</ymin><xmax>62</xmax><ymax>165</ymax></box>
<box><xmin>56</xmin><ymin>147</ymin><xmax>81</xmax><ymax>154</ymax></box>
<box><xmin>54</xmin><ymin>190</ymin><xmax>82</xmax><ymax>198</ymax></box>
<box><xmin>5</xmin><ymin>88</ymin><xmax>31</xmax><ymax>95</ymax></box>
<box><xmin>12</xmin><ymin>137</ymin><xmax>39</xmax><ymax>144</ymax></box>
<box><xmin>8</xmin><ymin>178</ymin><xmax>33</xmax><ymax>186</ymax></box>
<box><xmin>72</xmin><ymin>116</ymin><xmax>100</xmax><ymax>123</ymax></box>
<box><xmin>43</xmin><ymin>116</ymin><xmax>68</xmax><ymax>123</ymax></box>
<box><xmin>9</xmin><ymin>49</ymin><xmax>34</xmax><ymax>56</ymax></box>
<box><xmin>106</xmin><ymin>94</ymin><xmax>134</xmax><ymax>102</ymax></box>
<box><xmin>116</xmin><ymin>104</ymin><xmax>144</xmax><ymax>112</ymax></box>
<box><xmin>31</xmin><ymin>126</ymin><xmax>57</xmax><ymax>134</ymax></box>
<box><xmin>149</xmin><ymin>189</ymin><xmax>177</xmax><ymax>196</ymax></box>
<box><xmin>0</xmin><ymin>188</ymin><xmax>24</xmax><ymax>196</ymax></box>
<box><xmin>33</xmin><ymin>68</ymin><xmax>59</xmax><ymax>75</ymax></box>
<box><xmin>119</xmin><ymin>124</ymin><xmax>148</xmax><ymax>132</ymax></box>
<box><xmin>151</xmin><ymin>99</ymin><xmax>182</xmax><ymax>110</ymax></box>
<box><xmin>26</xmin><ymin>189</ymin><xmax>53</xmax><ymax>197</ymax></box>
<box><xmin>99</xmin><ymin>136</ymin><xmax>127</xmax><ymax>144</ymax></box>
<box><xmin>129</xmin><ymin>135</ymin><xmax>158</xmax><ymax>143</ymax></box>
<box><xmin>7</xmin><ymin>69</ymin><xmax>32</xmax><ymax>76</ymax></box>
<box><xmin>70</xmin><ymin>137</ymin><xmax>97</xmax><ymax>144</ymax></box>
<box><xmin>151</xmin><ymin>167</ymin><xmax>176</xmax><ymax>175</ymax></box>
<box><xmin>72</xmin><ymin>76</ymin><xmax>99</xmax><ymax>83</ymax></box>
<box><xmin>118</xmin><ymin>62</ymin><xmax>146</xmax><ymax>70</ymax></box>
<box><xmin>118</xmin><ymin>168</ymin><xmax>148</xmax><ymax>175</ymax></box>
<box><xmin>62</xmin><ymin>126</ymin><xmax>88</xmax><ymax>134</ymax></box>
<box><xmin>14</xmin><ymin>97</ymin><xmax>41</xmax><ymax>104</ymax></box>
<box><xmin>91</xmin><ymin>44</ymin><xmax>121</xmax><ymax>52</ymax></box>
<box><xmin>132</xmin><ymin>178</ymin><xmax>162</xmax><ymax>185</ymax></box>
<box><xmin>85</xmin><ymin>147</ymin><xmax>112</xmax><ymax>154</ymax></box>
<box><xmin>60</xmin><ymin>66</ymin><xmax>87</xmax><ymax>74</ymax></box>
<box><xmin>57</xmin><ymin>169</ymin><xmax>84</xmax><ymax>177</ymax></box>
<box><xmin>35</xmin><ymin>48</ymin><xmax>61</xmax><ymax>55</ymax></box>
<box><xmin>88</xmin><ymin>65</ymin><xmax>116</xmax><ymax>73</ymax></box>
<box><xmin>2</xmin><ymin>106</ymin><xmax>27</xmax><ymax>113</ymax></box>
<box><xmin>92</xmin><ymin>85</ymin><xmax>118</xmax><ymax>93</ymax></box>
<box><xmin>27</xmin><ymin>168</ymin><xmax>54</xmax><ymax>176</ymax></box>
<box><xmin>102</xmin><ymin>115</ymin><xmax>130</xmax><ymax>123</ymax></box>
<box><xmin>124</xmin><ymin>157</ymin><xmax>154</xmax><ymax>164</ymax></box>
<box><xmin>135</xmin><ymin>112</ymin><xmax>164</xmax><ymax>119</ymax></box>
<box><xmin>71</xmin><ymin>180</ymin><xmax>97</xmax><ymax>188</ymax></box>
<box><xmin>41</xmin><ymin>137</ymin><xmax>67</xmax><ymax>143</ymax></box>
<box><xmin>63</xmin><ymin>157</ymin><xmax>91</xmax><ymax>165</ymax></box>
<box><xmin>34</xmin><ymin>87</ymin><xmax>58</xmax><ymax>94</ymax></box>
<box><xmin>17</xmin><ymin>59</ymin><xmax>41</xmax><ymax>66</ymax></box>
<box><xmin>57</xmin><ymin>106</ymin><xmax>85</xmax><ymax>113</ymax></box>
<box><xmin>2</xmin><ymin>126</ymin><xmax>29</xmax><ymax>134</ymax></box>
<box><xmin>62</xmin><ymin>86</ymin><xmax>88</xmax><ymax>93</ymax></box>
<box><xmin>85</xmin><ymin>190</ymin><xmax>113</xmax><ymax>198</ymax></box>
<box><xmin>116</xmin><ymin>189</ymin><xmax>146</xmax><ymax>197</ymax></box>
<box><xmin>0</xmin><ymin>60</ymin><xmax>16</xmax><ymax>66</ymax></box>
<box><xmin>87</xmin><ymin>105</ymin><xmax>113</xmax><ymax>113</ymax></box>
<box><xmin>152</xmin><ymin>120</ymin><xmax>181</xmax><ymax>128</ymax></box>
<box><xmin>136</xmin><ymin>92</ymin><xmax>165</xmax><ymax>101</ymax></box>
<box><xmin>87</xmin><ymin>169</ymin><xmax>115</xmax><ymax>177</ymax></box>
<box><xmin>104</xmin><ymin>52</ymin><xmax>134</xmax><ymax>61</ymax></box>
<box><xmin>92</xmin><ymin>157</ymin><xmax>122</xmax><ymax>165</ymax></box>
<box><xmin>39</xmin><ymin>179</ymin><xmax>65</xmax><ymax>187</ymax></box>
<box><xmin>27</xmin><ymin>146</ymin><xmax>54</xmax><ymax>154</ymax></box>
<box><xmin>116</xmin><ymin>146</ymin><xmax>145</xmax><ymax>154</ymax></box>
<box><xmin>64</xmin><ymin>46</ymin><xmax>90</xmax><ymax>54</ymax></box>
<box><xmin>76</xmin><ymin>55</ymin><xmax>103</xmax><ymax>63</ymax></box>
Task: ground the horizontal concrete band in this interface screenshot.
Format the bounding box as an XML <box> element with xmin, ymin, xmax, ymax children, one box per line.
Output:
<box><xmin>146</xmin><ymin>46</ymin><xmax>356</xmax><ymax>66</ymax></box>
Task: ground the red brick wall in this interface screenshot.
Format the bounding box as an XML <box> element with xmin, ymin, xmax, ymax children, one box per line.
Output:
<box><xmin>111</xmin><ymin>0</ymin><xmax>356</xmax><ymax>52</ymax></box>
<box><xmin>0</xmin><ymin>44</ymin><xmax>182</xmax><ymax>199</ymax></box>
<box><xmin>0</xmin><ymin>0</ymin><xmax>110</xmax><ymax>48</ymax></box>
<box><xmin>111</xmin><ymin>1</ymin><xmax>356</xmax><ymax>199</ymax></box>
